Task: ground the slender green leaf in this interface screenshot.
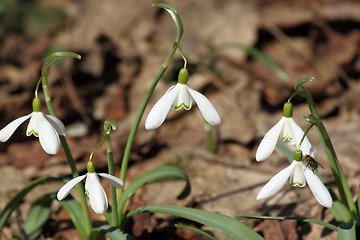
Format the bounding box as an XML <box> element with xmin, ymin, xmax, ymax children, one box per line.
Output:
<box><xmin>152</xmin><ymin>3</ymin><xmax>183</xmax><ymax>43</ymax></box>
<box><xmin>331</xmin><ymin>201</ymin><xmax>353</xmax><ymax>223</ymax></box>
<box><xmin>0</xmin><ymin>176</ymin><xmax>60</xmax><ymax>230</ymax></box>
<box><xmin>205</xmin><ymin>122</ymin><xmax>216</xmax><ymax>154</ymax></box>
<box><xmin>102</xmin><ymin>205</ymin><xmax>112</xmax><ymax>224</ymax></box>
<box><xmin>47</xmin><ymin>51</ymin><xmax>81</xmax><ymax>59</ymax></box>
<box><xmin>214</xmin><ymin>43</ymin><xmax>288</xmax><ymax>81</ymax></box>
<box><xmin>22</xmin><ymin>193</ymin><xmax>54</xmax><ymax>240</ymax></box>
<box><xmin>90</xmin><ymin>225</ymin><xmax>136</xmax><ymax>240</ymax></box>
<box><xmin>127</xmin><ymin>205</ymin><xmax>263</xmax><ymax>240</ymax></box>
<box><xmin>22</xmin><ymin>228</ymin><xmax>42</xmax><ymax>240</ymax></box>
<box><xmin>175</xmin><ymin>224</ymin><xmax>216</xmax><ymax>240</ymax></box>
<box><xmin>89</xmin><ymin>228</ymin><xmax>103</xmax><ymax>240</ymax></box>
<box><xmin>297</xmin><ymin>81</ymin><xmax>358</xmax><ymax>221</ymax></box>
<box><xmin>60</xmin><ymin>196</ymin><xmax>87</xmax><ymax>239</ymax></box>
<box><xmin>42</xmin><ymin>51</ymin><xmax>81</xmax><ymax>74</ymax></box>
<box><xmin>237</xmin><ymin>215</ymin><xmax>337</xmax><ymax>231</ymax></box>
<box><xmin>337</xmin><ymin>222</ymin><xmax>356</xmax><ymax>240</ymax></box>
<box><xmin>117</xmin><ymin>166</ymin><xmax>191</xmax><ymax>214</ymax></box>
<box><xmin>294</xmin><ymin>76</ymin><xmax>313</xmax><ymax>92</ymax></box>
<box><xmin>357</xmin><ymin>184</ymin><xmax>360</xmax><ymax>217</ymax></box>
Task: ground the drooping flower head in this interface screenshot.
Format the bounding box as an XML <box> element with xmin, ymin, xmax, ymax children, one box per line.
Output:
<box><xmin>145</xmin><ymin>68</ymin><xmax>221</xmax><ymax>130</ymax></box>
<box><xmin>0</xmin><ymin>98</ymin><xmax>65</xmax><ymax>154</ymax></box>
<box><xmin>256</xmin><ymin>102</ymin><xmax>313</xmax><ymax>161</ymax></box>
<box><xmin>57</xmin><ymin>161</ymin><xmax>124</xmax><ymax>214</ymax></box>
<box><xmin>256</xmin><ymin>150</ymin><xmax>333</xmax><ymax>208</ymax></box>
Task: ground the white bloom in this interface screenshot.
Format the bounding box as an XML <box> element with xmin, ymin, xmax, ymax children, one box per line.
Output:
<box><xmin>256</xmin><ymin>116</ymin><xmax>313</xmax><ymax>161</ymax></box>
<box><xmin>57</xmin><ymin>170</ymin><xmax>124</xmax><ymax>214</ymax></box>
<box><xmin>256</xmin><ymin>160</ymin><xmax>333</xmax><ymax>208</ymax></box>
<box><xmin>145</xmin><ymin>83</ymin><xmax>221</xmax><ymax>130</ymax></box>
<box><xmin>0</xmin><ymin>111</ymin><xmax>65</xmax><ymax>154</ymax></box>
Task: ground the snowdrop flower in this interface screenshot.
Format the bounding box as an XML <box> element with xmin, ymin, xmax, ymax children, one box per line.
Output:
<box><xmin>145</xmin><ymin>68</ymin><xmax>221</xmax><ymax>130</ymax></box>
<box><xmin>256</xmin><ymin>150</ymin><xmax>333</xmax><ymax>208</ymax></box>
<box><xmin>256</xmin><ymin>102</ymin><xmax>313</xmax><ymax>161</ymax></box>
<box><xmin>57</xmin><ymin>161</ymin><xmax>124</xmax><ymax>214</ymax></box>
<box><xmin>0</xmin><ymin>98</ymin><xmax>65</xmax><ymax>154</ymax></box>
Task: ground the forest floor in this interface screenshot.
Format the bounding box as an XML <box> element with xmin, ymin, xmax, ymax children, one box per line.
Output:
<box><xmin>1</xmin><ymin>0</ymin><xmax>360</xmax><ymax>239</ymax></box>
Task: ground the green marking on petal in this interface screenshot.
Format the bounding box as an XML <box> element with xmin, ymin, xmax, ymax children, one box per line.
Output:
<box><xmin>282</xmin><ymin>135</ymin><xmax>292</xmax><ymax>141</ymax></box>
<box><xmin>27</xmin><ymin>130</ymin><xmax>39</xmax><ymax>137</ymax></box>
<box><xmin>292</xmin><ymin>182</ymin><xmax>305</xmax><ymax>187</ymax></box>
<box><xmin>175</xmin><ymin>103</ymin><xmax>191</xmax><ymax>110</ymax></box>
<box><xmin>85</xmin><ymin>189</ymin><xmax>89</xmax><ymax>197</ymax></box>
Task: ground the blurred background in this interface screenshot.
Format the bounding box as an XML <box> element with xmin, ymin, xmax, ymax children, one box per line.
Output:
<box><xmin>1</xmin><ymin>0</ymin><xmax>359</xmax><ymax>239</ymax></box>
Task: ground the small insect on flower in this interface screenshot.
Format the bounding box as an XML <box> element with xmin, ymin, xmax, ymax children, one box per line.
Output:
<box><xmin>257</xmin><ymin>150</ymin><xmax>333</xmax><ymax>208</ymax></box>
<box><xmin>303</xmin><ymin>154</ymin><xmax>324</xmax><ymax>172</ymax></box>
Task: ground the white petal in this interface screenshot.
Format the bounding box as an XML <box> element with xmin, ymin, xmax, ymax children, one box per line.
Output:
<box><xmin>257</xmin><ymin>161</ymin><xmax>296</xmax><ymax>200</ymax></box>
<box><xmin>44</xmin><ymin>115</ymin><xmax>66</xmax><ymax>136</ymax></box>
<box><xmin>289</xmin><ymin>118</ymin><xmax>314</xmax><ymax>156</ymax></box>
<box><xmin>255</xmin><ymin>117</ymin><xmax>285</xmax><ymax>161</ymax></box>
<box><xmin>57</xmin><ymin>174</ymin><xmax>87</xmax><ymax>200</ymax></box>
<box><xmin>291</xmin><ymin>161</ymin><xmax>306</xmax><ymax>187</ymax></box>
<box><xmin>281</xmin><ymin>118</ymin><xmax>295</xmax><ymax>144</ymax></box>
<box><xmin>173</xmin><ymin>84</ymin><xmax>192</xmax><ymax>110</ymax></box>
<box><xmin>85</xmin><ymin>173</ymin><xmax>108</xmax><ymax>214</ymax></box>
<box><xmin>27</xmin><ymin>112</ymin><xmax>41</xmax><ymax>136</ymax></box>
<box><xmin>98</xmin><ymin>173</ymin><xmax>124</xmax><ymax>188</ymax></box>
<box><xmin>300</xmin><ymin>141</ymin><xmax>314</xmax><ymax>158</ymax></box>
<box><xmin>38</xmin><ymin>114</ymin><xmax>61</xmax><ymax>154</ymax></box>
<box><xmin>187</xmin><ymin>86</ymin><xmax>221</xmax><ymax>125</ymax></box>
<box><xmin>145</xmin><ymin>85</ymin><xmax>179</xmax><ymax>130</ymax></box>
<box><xmin>304</xmin><ymin>168</ymin><xmax>333</xmax><ymax>208</ymax></box>
<box><xmin>0</xmin><ymin>113</ymin><xmax>32</xmax><ymax>141</ymax></box>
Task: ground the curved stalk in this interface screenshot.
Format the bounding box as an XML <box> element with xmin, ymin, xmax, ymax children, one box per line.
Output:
<box><xmin>117</xmin><ymin>3</ymin><xmax>185</xmax><ymax>227</ymax></box>
<box><xmin>40</xmin><ymin>54</ymin><xmax>93</xmax><ymax>233</ymax></box>
<box><xmin>104</xmin><ymin>133</ymin><xmax>119</xmax><ymax>227</ymax></box>
<box><xmin>117</xmin><ymin>44</ymin><xmax>177</xmax><ymax>223</ymax></box>
<box><xmin>297</xmin><ymin>86</ymin><xmax>358</xmax><ymax>221</ymax></box>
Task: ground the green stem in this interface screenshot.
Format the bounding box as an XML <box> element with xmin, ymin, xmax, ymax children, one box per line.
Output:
<box><xmin>105</xmin><ymin>134</ymin><xmax>119</xmax><ymax>227</ymax></box>
<box><xmin>89</xmin><ymin>137</ymin><xmax>104</xmax><ymax>162</ymax></box>
<box><xmin>177</xmin><ymin>44</ymin><xmax>187</xmax><ymax>69</ymax></box>
<box><xmin>117</xmin><ymin>42</ymin><xmax>179</xmax><ymax>226</ymax></box>
<box><xmin>59</xmin><ymin>136</ymin><xmax>80</xmax><ymax>177</ymax></box>
<box><xmin>299</xmin><ymin>88</ymin><xmax>359</xmax><ymax>221</ymax></box>
<box><xmin>298</xmin><ymin>123</ymin><xmax>314</xmax><ymax>150</ymax></box>
<box><xmin>287</xmin><ymin>92</ymin><xmax>297</xmax><ymax>103</ymax></box>
<box><xmin>41</xmin><ymin>74</ymin><xmax>93</xmax><ymax>233</ymax></box>
<box><xmin>205</xmin><ymin>122</ymin><xmax>216</xmax><ymax>153</ymax></box>
<box><xmin>163</xmin><ymin>42</ymin><xmax>179</xmax><ymax>69</ymax></box>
